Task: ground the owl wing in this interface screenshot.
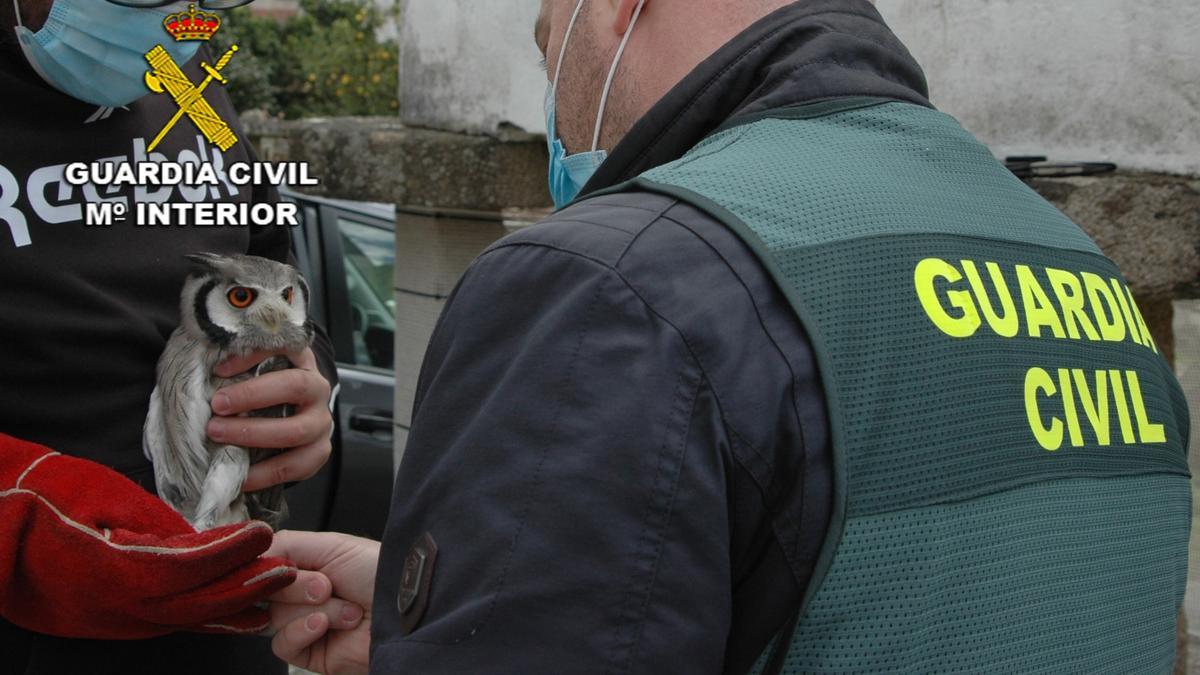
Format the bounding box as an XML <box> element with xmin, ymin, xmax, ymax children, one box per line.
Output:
<box><xmin>144</xmin><ymin>333</ymin><xmax>214</xmax><ymax>523</ymax></box>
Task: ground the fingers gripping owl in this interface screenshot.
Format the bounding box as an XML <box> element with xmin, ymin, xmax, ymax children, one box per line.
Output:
<box><xmin>144</xmin><ymin>253</ymin><xmax>315</xmax><ymax>531</ymax></box>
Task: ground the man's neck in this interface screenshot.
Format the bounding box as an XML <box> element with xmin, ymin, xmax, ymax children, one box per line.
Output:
<box><xmin>580</xmin><ymin>0</ymin><xmax>930</xmax><ymax>195</ymax></box>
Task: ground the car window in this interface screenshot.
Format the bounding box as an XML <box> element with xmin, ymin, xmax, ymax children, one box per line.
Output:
<box><xmin>337</xmin><ymin>214</ymin><xmax>396</xmax><ymax>371</ymax></box>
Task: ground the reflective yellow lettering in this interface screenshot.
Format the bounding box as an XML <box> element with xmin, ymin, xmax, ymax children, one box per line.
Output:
<box><xmin>1025</xmin><ymin>367</ymin><xmax>1063</xmax><ymax>451</ymax></box>
<box><xmin>1082</xmin><ymin>272</ymin><xmax>1126</xmax><ymax>342</ymax></box>
<box><xmin>1110</xmin><ymin>279</ymin><xmax>1145</xmax><ymax>347</ymax></box>
<box><xmin>1072</xmin><ymin>369</ymin><xmax>1110</xmax><ymax>446</ymax></box>
<box><xmin>1108</xmin><ymin>370</ymin><xmax>1138</xmax><ymax>444</ymax></box>
<box><xmin>1017</xmin><ymin>265</ymin><xmax>1066</xmax><ymax>339</ymax></box>
<box><xmin>1126</xmin><ymin>370</ymin><xmax>1167</xmax><ymax>443</ymax></box>
<box><xmin>1047</xmin><ymin>268</ymin><xmax>1101</xmax><ymax>341</ymax></box>
<box><xmin>1122</xmin><ymin>285</ymin><xmax>1158</xmax><ymax>354</ymax></box>
<box><xmin>915</xmin><ymin>258</ymin><xmax>980</xmax><ymax>338</ymax></box>
<box><xmin>1058</xmin><ymin>368</ymin><xmax>1085</xmax><ymax>447</ymax></box>
<box><xmin>962</xmin><ymin>260</ymin><xmax>1019</xmax><ymax>338</ymax></box>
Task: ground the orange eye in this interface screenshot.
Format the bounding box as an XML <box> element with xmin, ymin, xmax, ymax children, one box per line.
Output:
<box><xmin>227</xmin><ymin>287</ymin><xmax>256</xmax><ymax>309</ymax></box>
<box><xmin>282</xmin><ymin>286</ymin><xmax>294</xmax><ymax>304</ymax></box>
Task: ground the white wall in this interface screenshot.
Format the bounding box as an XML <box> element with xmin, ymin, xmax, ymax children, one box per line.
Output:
<box><xmin>399</xmin><ymin>0</ymin><xmax>547</xmax><ymax>135</ymax></box>
<box><xmin>401</xmin><ymin>0</ymin><xmax>1200</xmax><ymax>175</ymax></box>
<box><xmin>875</xmin><ymin>0</ymin><xmax>1200</xmax><ymax>176</ymax></box>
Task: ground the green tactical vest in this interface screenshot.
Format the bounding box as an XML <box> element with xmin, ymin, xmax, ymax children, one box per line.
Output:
<box><xmin>625</xmin><ymin>98</ymin><xmax>1193</xmax><ymax>673</ymax></box>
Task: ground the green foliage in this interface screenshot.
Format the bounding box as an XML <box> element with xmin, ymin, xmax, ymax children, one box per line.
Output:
<box><xmin>211</xmin><ymin>0</ymin><xmax>399</xmax><ymax>119</ymax></box>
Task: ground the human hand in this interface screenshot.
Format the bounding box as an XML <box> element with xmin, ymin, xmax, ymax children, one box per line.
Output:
<box><xmin>0</xmin><ymin>433</ymin><xmax>297</xmax><ymax>639</ymax></box>
<box><xmin>266</xmin><ymin>530</ymin><xmax>381</xmax><ymax>675</ymax></box>
<box><xmin>265</xmin><ymin>569</ymin><xmax>366</xmax><ymax>639</ymax></box>
<box><xmin>206</xmin><ymin>347</ymin><xmax>334</xmax><ymax>492</ymax></box>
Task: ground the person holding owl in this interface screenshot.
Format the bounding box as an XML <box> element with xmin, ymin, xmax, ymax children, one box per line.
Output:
<box><xmin>0</xmin><ymin>1</ymin><xmax>352</xmax><ymax>674</ymax></box>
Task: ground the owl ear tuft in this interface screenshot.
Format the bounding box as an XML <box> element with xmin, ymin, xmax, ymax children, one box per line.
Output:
<box><xmin>184</xmin><ymin>253</ymin><xmax>227</xmax><ymax>275</ymax></box>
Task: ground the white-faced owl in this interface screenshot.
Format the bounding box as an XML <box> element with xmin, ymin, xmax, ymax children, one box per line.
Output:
<box><xmin>143</xmin><ymin>253</ymin><xmax>314</xmax><ymax>531</ymax></box>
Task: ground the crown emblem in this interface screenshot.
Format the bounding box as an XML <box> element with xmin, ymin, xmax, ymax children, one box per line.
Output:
<box><xmin>163</xmin><ymin>3</ymin><xmax>222</xmax><ymax>41</ymax></box>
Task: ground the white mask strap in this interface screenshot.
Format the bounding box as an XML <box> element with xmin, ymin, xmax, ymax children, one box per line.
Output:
<box><xmin>13</xmin><ymin>0</ymin><xmax>24</xmax><ymax>29</ymax></box>
<box><xmin>551</xmin><ymin>0</ymin><xmax>587</xmax><ymax>93</ymax></box>
<box><xmin>591</xmin><ymin>0</ymin><xmax>646</xmax><ymax>152</ymax></box>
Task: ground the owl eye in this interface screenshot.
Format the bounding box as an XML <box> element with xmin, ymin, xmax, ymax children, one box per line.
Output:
<box><xmin>282</xmin><ymin>286</ymin><xmax>294</xmax><ymax>304</ymax></box>
<box><xmin>227</xmin><ymin>287</ymin><xmax>257</xmax><ymax>309</ymax></box>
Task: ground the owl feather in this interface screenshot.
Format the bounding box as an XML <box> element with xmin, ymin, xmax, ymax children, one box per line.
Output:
<box><xmin>143</xmin><ymin>253</ymin><xmax>315</xmax><ymax>531</ymax></box>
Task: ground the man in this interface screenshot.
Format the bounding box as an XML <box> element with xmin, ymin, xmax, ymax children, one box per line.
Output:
<box><xmin>269</xmin><ymin>0</ymin><xmax>1192</xmax><ymax>673</ymax></box>
<box><xmin>0</xmin><ymin>1</ymin><xmax>352</xmax><ymax>673</ymax></box>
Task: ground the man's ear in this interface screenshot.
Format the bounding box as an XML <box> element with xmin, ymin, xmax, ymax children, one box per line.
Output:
<box><xmin>613</xmin><ymin>0</ymin><xmax>648</xmax><ymax>36</ymax></box>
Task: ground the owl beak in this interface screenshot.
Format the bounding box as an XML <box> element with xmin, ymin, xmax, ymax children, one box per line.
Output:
<box><xmin>261</xmin><ymin>306</ymin><xmax>286</xmax><ymax>333</ymax></box>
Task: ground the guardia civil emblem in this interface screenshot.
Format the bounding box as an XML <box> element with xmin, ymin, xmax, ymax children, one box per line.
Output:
<box><xmin>143</xmin><ymin>4</ymin><xmax>240</xmax><ymax>153</ymax></box>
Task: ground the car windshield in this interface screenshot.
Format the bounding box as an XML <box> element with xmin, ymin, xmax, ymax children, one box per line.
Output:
<box><xmin>339</xmin><ymin>216</ymin><xmax>395</xmax><ymax>315</ymax></box>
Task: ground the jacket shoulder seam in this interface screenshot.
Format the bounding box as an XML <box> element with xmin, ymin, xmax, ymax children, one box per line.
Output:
<box><xmin>621</xmin><ymin>210</ymin><xmax>813</xmax><ymax>563</ymax></box>
<box><xmin>614</xmin><ymin>199</ymin><xmax>680</xmax><ymax>266</ymax></box>
<box><xmin>473</xmin><ymin>236</ymin><xmax>790</xmax><ymax>498</ymax></box>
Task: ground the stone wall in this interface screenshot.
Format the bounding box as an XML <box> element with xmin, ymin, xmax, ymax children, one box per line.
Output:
<box><xmin>243</xmin><ymin>112</ymin><xmax>549</xmax><ymax>211</ymax></box>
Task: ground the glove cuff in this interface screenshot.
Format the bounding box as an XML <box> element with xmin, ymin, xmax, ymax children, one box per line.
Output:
<box><xmin>0</xmin><ymin>434</ymin><xmax>59</xmax><ymax>487</ymax></box>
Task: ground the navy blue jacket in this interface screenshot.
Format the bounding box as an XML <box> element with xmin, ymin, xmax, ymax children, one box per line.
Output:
<box><xmin>371</xmin><ymin>2</ymin><xmax>931</xmax><ymax>672</ymax></box>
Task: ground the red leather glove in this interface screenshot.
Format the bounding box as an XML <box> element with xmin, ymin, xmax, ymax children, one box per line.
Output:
<box><xmin>0</xmin><ymin>433</ymin><xmax>297</xmax><ymax>640</ymax></box>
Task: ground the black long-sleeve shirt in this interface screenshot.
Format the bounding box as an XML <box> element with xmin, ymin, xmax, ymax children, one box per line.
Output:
<box><xmin>0</xmin><ymin>43</ymin><xmax>336</xmax><ymax>675</ymax></box>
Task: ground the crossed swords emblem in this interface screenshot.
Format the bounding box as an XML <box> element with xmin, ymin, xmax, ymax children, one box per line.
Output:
<box><xmin>143</xmin><ymin>44</ymin><xmax>240</xmax><ymax>153</ymax></box>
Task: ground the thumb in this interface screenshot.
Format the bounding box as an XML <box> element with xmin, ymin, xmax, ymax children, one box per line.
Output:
<box><xmin>265</xmin><ymin>530</ymin><xmax>347</xmax><ymax>571</ymax></box>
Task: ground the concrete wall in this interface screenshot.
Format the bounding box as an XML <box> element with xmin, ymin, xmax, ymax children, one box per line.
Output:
<box><xmin>399</xmin><ymin>0</ymin><xmax>547</xmax><ymax>135</ymax></box>
<box><xmin>398</xmin><ymin>0</ymin><xmax>1200</xmax><ymax>175</ymax></box>
<box><xmin>875</xmin><ymin>0</ymin><xmax>1200</xmax><ymax>176</ymax></box>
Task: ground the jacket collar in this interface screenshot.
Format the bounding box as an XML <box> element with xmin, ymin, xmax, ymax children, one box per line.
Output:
<box><xmin>580</xmin><ymin>0</ymin><xmax>931</xmax><ymax>196</ymax></box>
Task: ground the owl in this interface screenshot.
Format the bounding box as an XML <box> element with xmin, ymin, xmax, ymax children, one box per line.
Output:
<box><xmin>143</xmin><ymin>253</ymin><xmax>314</xmax><ymax>531</ymax></box>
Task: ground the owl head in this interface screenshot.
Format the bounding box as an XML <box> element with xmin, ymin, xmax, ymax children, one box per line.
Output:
<box><xmin>179</xmin><ymin>253</ymin><xmax>314</xmax><ymax>356</ymax></box>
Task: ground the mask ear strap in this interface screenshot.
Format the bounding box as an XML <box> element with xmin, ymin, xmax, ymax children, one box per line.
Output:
<box><xmin>13</xmin><ymin>0</ymin><xmax>24</xmax><ymax>28</ymax></box>
<box><xmin>591</xmin><ymin>0</ymin><xmax>646</xmax><ymax>152</ymax></box>
<box><xmin>552</xmin><ymin>0</ymin><xmax>587</xmax><ymax>93</ymax></box>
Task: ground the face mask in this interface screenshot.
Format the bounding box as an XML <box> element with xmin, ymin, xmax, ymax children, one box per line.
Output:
<box><xmin>545</xmin><ymin>0</ymin><xmax>646</xmax><ymax>209</ymax></box>
<box><xmin>13</xmin><ymin>0</ymin><xmax>201</xmax><ymax>108</ymax></box>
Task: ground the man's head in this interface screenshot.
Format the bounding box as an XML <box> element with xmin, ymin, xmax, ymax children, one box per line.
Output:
<box><xmin>534</xmin><ymin>0</ymin><xmax>793</xmax><ymax>156</ymax></box>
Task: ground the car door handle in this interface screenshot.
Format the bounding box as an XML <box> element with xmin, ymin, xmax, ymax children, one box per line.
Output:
<box><xmin>349</xmin><ymin>411</ymin><xmax>394</xmax><ymax>434</ymax></box>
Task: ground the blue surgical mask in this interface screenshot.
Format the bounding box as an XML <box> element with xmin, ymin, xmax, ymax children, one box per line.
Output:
<box><xmin>545</xmin><ymin>0</ymin><xmax>646</xmax><ymax>209</ymax></box>
<box><xmin>13</xmin><ymin>0</ymin><xmax>201</xmax><ymax>108</ymax></box>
